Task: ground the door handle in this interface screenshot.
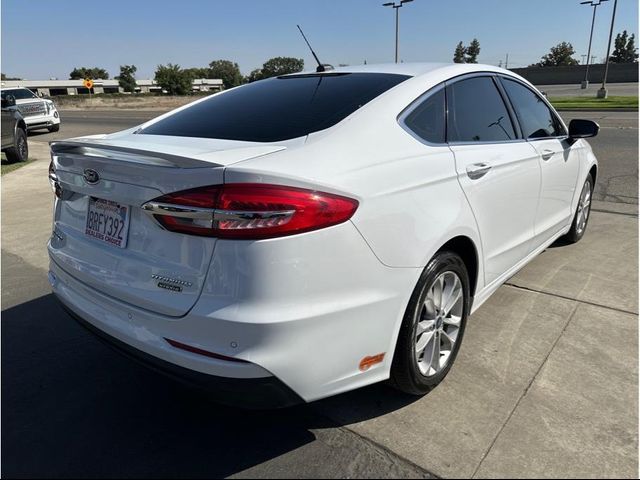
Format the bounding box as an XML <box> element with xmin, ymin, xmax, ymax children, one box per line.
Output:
<box><xmin>466</xmin><ymin>163</ymin><xmax>492</xmax><ymax>180</ymax></box>
<box><xmin>541</xmin><ymin>150</ymin><xmax>555</xmax><ymax>161</ymax></box>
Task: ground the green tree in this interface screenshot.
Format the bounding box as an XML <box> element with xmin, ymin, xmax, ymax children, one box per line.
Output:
<box><xmin>207</xmin><ymin>60</ymin><xmax>244</xmax><ymax>89</ymax></box>
<box><xmin>260</xmin><ymin>57</ymin><xmax>304</xmax><ymax>79</ymax></box>
<box><xmin>453</xmin><ymin>42</ymin><xmax>466</xmax><ymax>63</ymax></box>
<box><xmin>245</xmin><ymin>68</ymin><xmax>264</xmax><ymax>83</ymax></box>
<box><xmin>70</xmin><ymin>67</ymin><xmax>109</xmax><ymax>80</ymax></box>
<box><xmin>183</xmin><ymin>67</ymin><xmax>209</xmax><ymax>79</ymax></box>
<box><xmin>116</xmin><ymin>65</ymin><xmax>137</xmax><ymax>93</ymax></box>
<box><xmin>465</xmin><ymin>39</ymin><xmax>481</xmax><ymax>63</ymax></box>
<box><xmin>154</xmin><ymin>64</ymin><xmax>192</xmax><ymax>95</ymax></box>
<box><xmin>1</xmin><ymin>73</ymin><xmax>21</xmax><ymax>80</ymax></box>
<box><xmin>535</xmin><ymin>42</ymin><xmax>579</xmax><ymax>67</ymax></box>
<box><xmin>610</xmin><ymin>30</ymin><xmax>639</xmax><ymax>63</ymax></box>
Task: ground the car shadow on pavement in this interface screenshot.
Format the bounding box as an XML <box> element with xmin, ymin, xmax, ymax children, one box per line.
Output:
<box><xmin>2</xmin><ymin>293</ymin><xmax>421</xmax><ymax>478</ymax></box>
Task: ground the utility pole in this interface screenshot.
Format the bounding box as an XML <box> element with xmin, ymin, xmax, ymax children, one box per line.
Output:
<box><xmin>580</xmin><ymin>0</ymin><xmax>609</xmax><ymax>89</ymax></box>
<box><xmin>505</xmin><ymin>53</ymin><xmax>509</xmax><ymax>69</ymax></box>
<box><xmin>383</xmin><ymin>0</ymin><xmax>414</xmax><ymax>64</ymax></box>
<box><xmin>581</xmin><ymin>54</ymin><xmax>588</xmax><ymax>64</ymax></box>
<box><xmin>598</xmin><ymin>0</ymin><xmax>618</xmax><ymax>98</ymax></box>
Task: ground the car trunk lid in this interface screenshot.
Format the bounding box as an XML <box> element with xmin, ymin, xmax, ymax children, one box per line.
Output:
<box><xmin>49</xmin><ymin>135</ymin><xmax>287</xmax><ymax>317</ymax></box>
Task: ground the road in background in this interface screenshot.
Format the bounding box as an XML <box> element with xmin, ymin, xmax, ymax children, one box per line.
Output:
<box><xmin>538</xmin><ymin>82</ymin><xmax>638</xmax><ymax>97</ymax></box>
<box><xmin>32</xmin><ymin>108</ymin><xmax>638</xmax><ymax>205</ymax></box>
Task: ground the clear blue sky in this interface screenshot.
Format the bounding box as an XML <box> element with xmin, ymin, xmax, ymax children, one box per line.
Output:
<box><xmin>1</xmin><ymin>0</ymin><xmax>638</xmax><ymax>80</ymax></box>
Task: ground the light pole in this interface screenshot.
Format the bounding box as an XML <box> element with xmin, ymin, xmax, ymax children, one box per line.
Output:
<box><xmin>383</xmin><ymin>0</ymin><xmax>414</xmax><ymax>64</ymax></box>
<box><xmin>598</xmin><ymin>0</ymin><xmax>618</xmax><ymax>98</ymax></box>
<box><xmin>580</xmin><ymin>0</ymin><xmax>609</xmax><ymax>89</ymax></box>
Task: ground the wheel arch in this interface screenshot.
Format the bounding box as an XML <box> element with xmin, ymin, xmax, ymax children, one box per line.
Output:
<box><xmin>437</xmin><ymin>235</ymin><xmax>479</xmax><ymax>300</ymax></box>
<box><xmin>15</xmin><ymin>118</ymin><xmax>27</xmax><ymax>136</ymax></box>
<box><xmin>589</xmin><ymin>163</ymin><xmax>597</xmax><ymax>186</ymax></box>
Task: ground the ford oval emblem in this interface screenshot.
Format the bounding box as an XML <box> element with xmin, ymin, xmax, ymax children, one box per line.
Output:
<box><xmin>83</xmin><ymin>169</ymin><xmax>100</xmax><ymax>185</ymax></box>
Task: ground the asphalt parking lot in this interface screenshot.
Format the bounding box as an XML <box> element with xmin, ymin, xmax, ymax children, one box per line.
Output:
<box><xmin>2</xmin><ymin>109</ymin><xmax>638</xmax><ymax>478</ymax></box>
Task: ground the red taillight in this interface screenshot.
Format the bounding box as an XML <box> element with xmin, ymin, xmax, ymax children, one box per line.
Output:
<box><xmin>143</xmin><ymin>183</ymin><xmax>359</xmax><ymax>240</ymax></box>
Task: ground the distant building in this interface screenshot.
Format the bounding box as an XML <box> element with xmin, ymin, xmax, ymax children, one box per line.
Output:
<box><xmin>0</xmin><ymin>78</ymin><xmax>224</xmax><ymax>96</ymax></box>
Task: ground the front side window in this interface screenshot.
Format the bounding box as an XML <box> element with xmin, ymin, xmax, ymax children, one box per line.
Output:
<box><xmin>1</xmin><ymin>88</ymin><xmax>36</xmax><ymax>100</ymax></box>
<box><xmin>447</xmin><ymin>76</ymin><xmax>516</xmax><ymax>143</ymax></box>
<box><xmin>403</xmin><ymin>88</ymin><xmax>446</xmax><ymax>144</ymax></box>
<box><xmin>139</xmin><ymin>73</ymin><xmax>411</xmax><ymax>143</ymax></box>
<box><xmin>501</xmin><ymin>78</ymin><xmax>565</xmax><ymax>139</ymax></box>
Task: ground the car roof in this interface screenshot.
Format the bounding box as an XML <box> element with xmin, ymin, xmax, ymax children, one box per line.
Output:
<box><xmin>291</xmin><ymin>62</ymin><xmax>511</xmax><ymax>78</ymax></box>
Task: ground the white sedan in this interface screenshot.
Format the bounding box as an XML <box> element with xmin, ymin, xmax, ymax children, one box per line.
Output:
<box><xmin>48</xmin><ymin>63</ymin><xmax>598</xmax><ymax>407</ymax></box>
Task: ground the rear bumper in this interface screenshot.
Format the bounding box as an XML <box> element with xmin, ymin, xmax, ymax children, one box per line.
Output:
<box><xmin>59</xmin><ymin>301</ymin><xmax>303</xmax><ymax>409</ymax></box>
<box><xmin>49</xmin><ymin>220</ymin><xmax>421</xmax><ymax>403</ymax></box>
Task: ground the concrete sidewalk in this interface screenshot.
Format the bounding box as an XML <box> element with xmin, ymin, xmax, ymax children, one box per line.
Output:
<box><xmin>313</xmin><ymin>209</ymin><xmax>638</xmax><ymax>478</ymax></box>
<box><xmin>2</xmin><ymin>143</ymin><xmax>638</xmax><ymax>478</ymax></box>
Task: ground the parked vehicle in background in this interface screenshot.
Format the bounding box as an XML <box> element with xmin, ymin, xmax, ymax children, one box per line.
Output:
<box><xmin>1</xmin><ymin>87</ymin><xmax>60</xmax><ymax>133</ymax></box>
<box><xmin>48</xmin><ymin>63</ymin><xmax>599</xmax><ymax>407</ymax></box>
<box><xmin>1</xmin><ymin>93</ymin><xmax>28</xmax><ymax>162</ymax></box>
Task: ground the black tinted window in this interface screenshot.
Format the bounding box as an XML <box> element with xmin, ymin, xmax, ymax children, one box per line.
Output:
<box><xmin>140</xmin><ymin>73</ymin><xmax>410</xmax><ymax>142</ymax></box>
<box><xmin>447</xmin><ymin>77</ymin><xmax>515</xmax><ymax>143</ymax></box>
<box><xmin>404</xmin><ymin>88</ymin><xmax>446</xmax><ymax>144</ymax></box>
<box><xmin>502</xmin><ymin>78</ymin><xmax>565</xmax><ymax>139</ymax></box>
<box><xmin>1</xmin><ymin>89</ymin><xmax>36</xmax><ymax>100</ymax></box>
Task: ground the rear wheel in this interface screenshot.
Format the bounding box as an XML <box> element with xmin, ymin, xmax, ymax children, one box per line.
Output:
<box><xmin>4</xmin><ymin>128</ymin><xmax>28</xmax><ymax>163</ymax></box>
<box><xmin>563</xmin><ymin>174</ymin><xmax>593</xmax><ymax>244</ymax></box>
<box><xmin>390</xmin><ymin>251</ymin><xmax>470</xmax><ymax>395</ymax></box>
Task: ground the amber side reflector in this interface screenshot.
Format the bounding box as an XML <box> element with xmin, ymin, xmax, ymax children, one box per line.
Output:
<box><xmin>359</xmin><ymin>353</ymin><xmax>385</xmax><ymax>372</ymax></box>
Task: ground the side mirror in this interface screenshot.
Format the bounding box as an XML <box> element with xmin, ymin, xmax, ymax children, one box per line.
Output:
<box><xmin>2</xmin><ymin>94</ymin><xmax>16</xmax><ymax>108</ymax></box>
<box><xmin>569</xmin><ymin>119</ymin><xmax>599</xmax><ymax>140</ymax></box>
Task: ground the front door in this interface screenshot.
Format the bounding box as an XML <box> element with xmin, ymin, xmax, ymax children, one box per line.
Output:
<box><xmin>499</xmin><ymin>77</ymin><xmax>580</xmax><ymax>243</ymax></box>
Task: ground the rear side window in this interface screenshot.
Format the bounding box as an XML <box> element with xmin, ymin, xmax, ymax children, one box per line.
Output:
<box><xmin>447</xmin><ymin>77</ymin><xmax>516</xmax><ymax>143</ymax></box>
<box><xmin>403</xmin><ymin>88</ymin><xmax>446</xmax><ymax>144</ymax></box>
<box><xmin>139</xmin><ymin>73</ymin><xmax>410</xmax><ymax>143</ymax></box>
<box><xmin>501</xmin><ymin>78</ymin><xmax>566</xmax><ymax>139</ymax></box>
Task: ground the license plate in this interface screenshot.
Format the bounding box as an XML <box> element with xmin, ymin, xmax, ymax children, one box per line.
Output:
<box><xmin>85</xmin><ymin>198</ymin><xmax>130</xmax><ymax>249</ymax></box>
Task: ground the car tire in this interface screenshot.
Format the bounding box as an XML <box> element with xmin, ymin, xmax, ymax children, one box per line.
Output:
<box><xmin>4</xmin><ymin>128</ymin><xmax>28</xmax><ymax>163</ymax></box>
<box><xmin>390</xmin><ymin>251</ymin><xmax>470</xmax><ymax>396</ymax></box>
<box><xmin>563</xmin><ymin>174</ymin><xmax>593</xmax><ymax>244</ymax></box>
<box><xmin>48</xmin><ymin>124</ymin><xmax>60</xmax><ymax>133</ymax></box>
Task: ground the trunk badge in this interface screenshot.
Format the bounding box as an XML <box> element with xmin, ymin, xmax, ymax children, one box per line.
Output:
<box><xmin>152</xmin><ymin>274</ymin><xmax>193</xmax><ymax>293</ymax></box>
<box><xmin>83</xmin><ymin>169</ymin><xmax>100</xmax><ymax>185</ymax></box>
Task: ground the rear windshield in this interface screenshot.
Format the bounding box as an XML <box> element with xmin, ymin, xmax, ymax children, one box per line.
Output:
<box><xmin>139</xmin><ymin>73</ymin><xmax>410</xmax><ymax>142</ymax></box>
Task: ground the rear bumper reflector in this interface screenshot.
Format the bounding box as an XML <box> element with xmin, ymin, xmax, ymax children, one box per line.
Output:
<box><xmin>164</xmin><ymin>338</ymin><xmax>249</xmax><ymax>364</ymax></box>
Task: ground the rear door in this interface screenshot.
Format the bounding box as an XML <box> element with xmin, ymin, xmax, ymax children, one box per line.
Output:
<box><xmin>447</xmin><ymin>75</ymin><xmax>541</xmax><ymax>286</ymax></box>
<box><xmin>499</xmin><ymin>77</ymin><xmax>580</xmax><ymax>244</ymax></box>
<box><xmin>49</xmin><ymin>136</ymin><xmax>286</xmax><ymax>317</ymax></box>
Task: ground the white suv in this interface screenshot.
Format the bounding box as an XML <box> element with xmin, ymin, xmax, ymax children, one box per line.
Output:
<box><xmin>1</xmin><ymin>87</ymin><xmax>60</xmax><ymax>133</ymax></box>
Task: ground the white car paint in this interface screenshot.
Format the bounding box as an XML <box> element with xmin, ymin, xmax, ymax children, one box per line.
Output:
<box><xmin>48</xmin><ymin>63</ymin><xmax>597</xmax><ymax>404</ymax></box>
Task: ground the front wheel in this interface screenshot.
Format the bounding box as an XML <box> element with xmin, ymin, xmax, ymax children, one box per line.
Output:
<box><xmin>48</xmin><ymin>124</ymin><xmax>60</xmax><ymax>133</ymax></box>
<box><xmin>390</xmin><ymin>251</ymin><xmax>470</xmax><ymax>396</ymax></box>
<box><xmin>563</xmin><ymin>174</ymin><xmax>593</xmax><ymax>244</ymax></box>
<box><xmin>4</xmin><ymin>128</ymin><xmax>28</xmax><ymax>163</ymax></box>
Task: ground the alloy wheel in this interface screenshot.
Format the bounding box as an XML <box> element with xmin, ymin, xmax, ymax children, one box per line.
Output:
<box><xmin>576</xmin><ymin>179</ymin><xmax>592</xmax><ymax>235</ymax></box>
<box><xmin>414</xmin><ymin>271</ymin><xmax>464</xmax><ymax>377</ymax></box>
